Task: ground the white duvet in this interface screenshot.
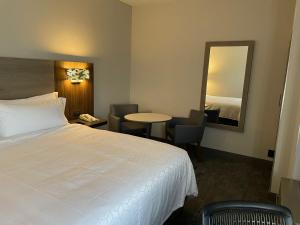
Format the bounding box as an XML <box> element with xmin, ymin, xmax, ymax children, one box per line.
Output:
<box><xmin>0</xmin><ymin>124</ymin><xmax>197</xmax><ymax>225</ymax></box>
<box><xmin>205</xmin><ymin>95</ymin><xmax>242</xmax><ymax>121</ymax></box>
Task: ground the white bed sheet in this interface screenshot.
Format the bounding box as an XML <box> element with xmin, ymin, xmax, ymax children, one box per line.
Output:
<box><xmin>206</xmin><ymin>95</ymin><xmax>242</xmax><ymax>121</ymax></box>
<box><xmin>0</xmin><ymin>124</ymin><xmax>197</xmax><ymax>225</ymax></box>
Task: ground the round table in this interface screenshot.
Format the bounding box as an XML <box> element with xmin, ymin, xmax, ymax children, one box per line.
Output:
<box><xmin>124</xmin><ymin>113</ymin><xmax>172</xmax><ymax>138</ymax></box>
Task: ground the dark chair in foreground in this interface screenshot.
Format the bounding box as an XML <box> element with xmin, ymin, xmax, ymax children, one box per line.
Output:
<box><xmin>165</xmin><ymin>110</ymin><xmax>207</xmax><ymax>146</ymax></box>
<box><xmin>202</xmin><ymin>201</ymin><xmax>294</xmax><ymax>225</ymax></box>
<box><xmin>108</xmin><ymin>104</ymin><xmax>147</xmax><ymax>136</ymax></box>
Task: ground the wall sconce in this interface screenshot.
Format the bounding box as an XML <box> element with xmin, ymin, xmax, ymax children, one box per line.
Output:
<box><xmin>66</xmin><ymin>68</ymin><xmax>90</xmax><ymax>83</ymax></box>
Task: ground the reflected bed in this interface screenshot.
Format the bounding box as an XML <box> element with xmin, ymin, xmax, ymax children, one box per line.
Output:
<box><xmin>205</xmin><ymin>95</ymin><xmax>242</xmax><ymax>121</ymax></box>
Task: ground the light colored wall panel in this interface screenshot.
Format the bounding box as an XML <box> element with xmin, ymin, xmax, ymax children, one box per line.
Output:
<box><xmin>130</xmin><ymin>0</ymin><xmax>295</xmax><ymax>159</ymax></box>
<box><xmin>272</xmin><ymin>0</ymin><xmax>300</xmax><ymax>193</ymax></box>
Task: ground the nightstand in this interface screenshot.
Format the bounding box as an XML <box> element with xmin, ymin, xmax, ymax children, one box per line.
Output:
<box><xmin>69</xmin><ymin>117</ymin><xmax>107</xmax><ymax>128</ymax></box>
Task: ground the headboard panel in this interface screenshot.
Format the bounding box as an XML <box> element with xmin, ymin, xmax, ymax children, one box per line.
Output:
<box><xmin>0</xmin><ymin>57</ymin><xmax>54</xmax><ymax>100</ymax></box>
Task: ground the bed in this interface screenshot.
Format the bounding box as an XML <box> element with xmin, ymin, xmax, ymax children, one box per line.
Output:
<box><xmin>205</xmin><ymin>95</ymin><xmax>242</xmax><ymax>121</ymax></box>
<box><xmin>0</xmin><ymin>57</ymin><xmax>197</xmax><ymax>225</ymax></box>
<box><xmin>0</xmin><ymin>124</ymin><xmax>197</xmax><ymax>225</ymax></box>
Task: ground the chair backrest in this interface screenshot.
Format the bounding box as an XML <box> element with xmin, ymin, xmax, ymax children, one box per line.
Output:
<box><xmin>205</xmin><ymin>109</ymin><xmax>220</xmax><ymax>123</ymax></box>
<box><xmin>203</xmin><ymin>201</ymin><xmax>294</xmax><ymax>225</ymax></box>
<box><xmin>188</xmin><ymin>109</ymin><xmax>206</xmax><ymax>125</ymax></box>
<box><xmin>110</xmin><ymin>104</ymin><xmax>138</xmax><ymax>119</ymax></box>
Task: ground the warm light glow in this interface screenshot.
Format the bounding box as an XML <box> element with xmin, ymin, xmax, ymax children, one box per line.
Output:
<box><xmin>40</xmin><ymin>28</ymin><xmax>95</xmax><ymax>56</ymax></box>
<box><xmin>207</xmin><ymin>80</ymin><xmax>218</xmax><ymax>96</ymax></box>
<box><xmin>207</xmin><ymin>53</ymin><xmax>219</xmax><ymax>95</ymax></box>
<box><xmin>61</xmin><ymin>62</ymin><xmax>89</xmax><ymax>70</ymax></box>
<box><xmin>208</xmin><ymin>52</ymin><xmax>219</xmax><ymax>75</ymax></box>
<box><xmin>63</xmin><ymin>79</ymin><xmax>89</xmax><ymax>88</ymax></box>
<box><xmin>208</xmin><ymin>61</ymin><xmax>216</xmax><ymax>75</ymax></box>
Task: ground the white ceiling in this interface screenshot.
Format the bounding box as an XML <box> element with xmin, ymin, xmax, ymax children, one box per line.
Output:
<box><xmin>120</xmin><ymin>0</ymin><xmax>174</xmax><ymax>6</ymax></box>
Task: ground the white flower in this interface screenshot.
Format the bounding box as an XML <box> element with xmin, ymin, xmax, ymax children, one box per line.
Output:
<box><xmin>67</xmin><ymin>69</ymin><xmax>77</xmax><ymax>76</ymax></box>
<box><xmin>66</xmin><ymin>68</ymin><xmax>90</xmax><ymax>82</ymax></box>
<box><xmin>82</xmin><ymin>70</ymin><xmax>90</xmax><ymax>79</ymax></box>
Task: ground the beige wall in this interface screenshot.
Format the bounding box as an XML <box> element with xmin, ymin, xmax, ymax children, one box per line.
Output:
<box><xmin>271</xmin><ymin>0</ymin><xmax>300</xmax><ymax>193</ymax></box>
<box><xmin>0</xmin><ymin>0</ymin><xmax>132</xmax><ymax>118</ymax></box>
<box><xmin>207</xmin><ymin>46</ymin><xmax>248</xmax><ymax>98</ymax></box>
<box><xmin>130</xmin><ymin>0</ymin><xmax>295</xmax><ymax>159</ymax></box>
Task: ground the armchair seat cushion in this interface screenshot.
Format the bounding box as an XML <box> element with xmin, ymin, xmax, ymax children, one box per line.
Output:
<box><xmin>121</xmin><ymin>122</ymin><xmax>147</xmax><ymax>134</ymax></box>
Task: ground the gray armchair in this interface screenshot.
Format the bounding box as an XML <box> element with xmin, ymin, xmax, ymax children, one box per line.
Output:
<box><xmin>108</xmin><ymin>104</ymin><xmax>147</xmax><ymax>136</ymax></box>
<box><xmin>166</xmin><ymin>110</ymin><xmax>207</xmax><ymax>146</ymax></box>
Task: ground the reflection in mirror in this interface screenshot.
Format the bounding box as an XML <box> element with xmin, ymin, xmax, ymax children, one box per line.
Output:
<box><xmin>201</xmin><ymin>41</ymin><xmax>254</xmax><ymax>132</ymax></box>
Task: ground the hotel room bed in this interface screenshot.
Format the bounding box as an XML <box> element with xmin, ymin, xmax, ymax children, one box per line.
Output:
<box><xmin>0</xmin><ymin>124</ymin><xmax>197</xmax><ymax>225</ymax></box>
<box><xmin>205</xmin><ymin>95</ymin><xmax>242</xmax><ymax>121</ymax></box>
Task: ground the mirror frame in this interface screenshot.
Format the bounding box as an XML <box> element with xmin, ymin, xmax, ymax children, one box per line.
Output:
<box><xmin>200</xmin><ymin>40</ymin><xmax>255</xmax><ymax>132</ymax></box>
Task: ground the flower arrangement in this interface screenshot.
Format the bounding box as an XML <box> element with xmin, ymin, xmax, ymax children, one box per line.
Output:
<box><xmin>66</xmin><ymin>68</ymin><xmax>90</xmax><ymax>83</ymax></box>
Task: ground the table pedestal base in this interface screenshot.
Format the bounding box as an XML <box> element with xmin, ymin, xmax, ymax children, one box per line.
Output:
<box><xmin>146</xmin><ymin>123</ymin><xmax>152</xmax><ymax>138</ymax></box>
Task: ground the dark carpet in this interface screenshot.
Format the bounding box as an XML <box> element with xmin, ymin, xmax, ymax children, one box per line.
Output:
<box><xmin>164</xmin><ymin>146</ymin><xmax>276</xmax><ymax>225</ymax></box>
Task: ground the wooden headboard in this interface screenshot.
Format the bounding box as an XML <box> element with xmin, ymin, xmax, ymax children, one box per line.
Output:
<box><xmin>55</xmin><ymin>61</ymin><xmax>94</xmax><ymax>120</ymax></box>
<box><xmin>0</xmin><ymin>57</ymin><xmax>54</xmax><ymax>100</ymax></box>
<box><xmin>0</xmin><ymin>57</ymin><xmax>94</xmax><ymax>120</ymax></box>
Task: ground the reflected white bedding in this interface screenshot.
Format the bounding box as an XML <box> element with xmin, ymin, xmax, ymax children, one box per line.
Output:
<box><xmin>206</xmin><ymin>95</ymin><xmax>242</xmax><ymax>121</ymax></box>
<box><xmin>0</xmin><ymin>124</ymin><xmax>197</xmax><ymax>225</ymax></box>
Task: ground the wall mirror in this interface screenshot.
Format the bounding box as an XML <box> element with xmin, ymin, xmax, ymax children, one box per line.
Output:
<box><xmin>200</xmin><ymin>41</ymin><xmax>255</xmax><ymax>132</ymax></box>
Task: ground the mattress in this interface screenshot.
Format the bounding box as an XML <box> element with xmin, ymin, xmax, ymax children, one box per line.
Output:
<box><xmin>205</xmin><ymin>95</ymin><xmax>242</xmax><ymax>121</ymax></box>
<box><xmin>0</xmin><ymin>124</ymin><xmax>197</xmax><ymax>225</ymax></box>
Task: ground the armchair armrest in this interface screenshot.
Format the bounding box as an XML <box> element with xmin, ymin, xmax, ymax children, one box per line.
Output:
<box><xmin>174</xmin><ymin>124</ymin><xmax>205</xmax><ymax>145</ymax></box>
<box><xmin>166</xmin><ymin>117</ymin><xmax>189</xmax><ymax>128</ymax></box>
<box><xmin>109</xmin><ymin>115</ymin><xmax>121</xmax><ymax>132</ymax></box>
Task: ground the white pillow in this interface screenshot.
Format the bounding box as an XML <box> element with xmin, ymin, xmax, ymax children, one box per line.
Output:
<box><xmin>0</xmin><ymin>92</ymin><xmax>58</xmax><ymax>104</ymax></box>
<box><xmin>0</xmin><ymin>99</ymin><xmax>68</xmax><ymax>138</ymax></box>
<box><xmin>58</xmin><ymin>97</ymin><xmax>66</xmax><ymax>112</ymax></box>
